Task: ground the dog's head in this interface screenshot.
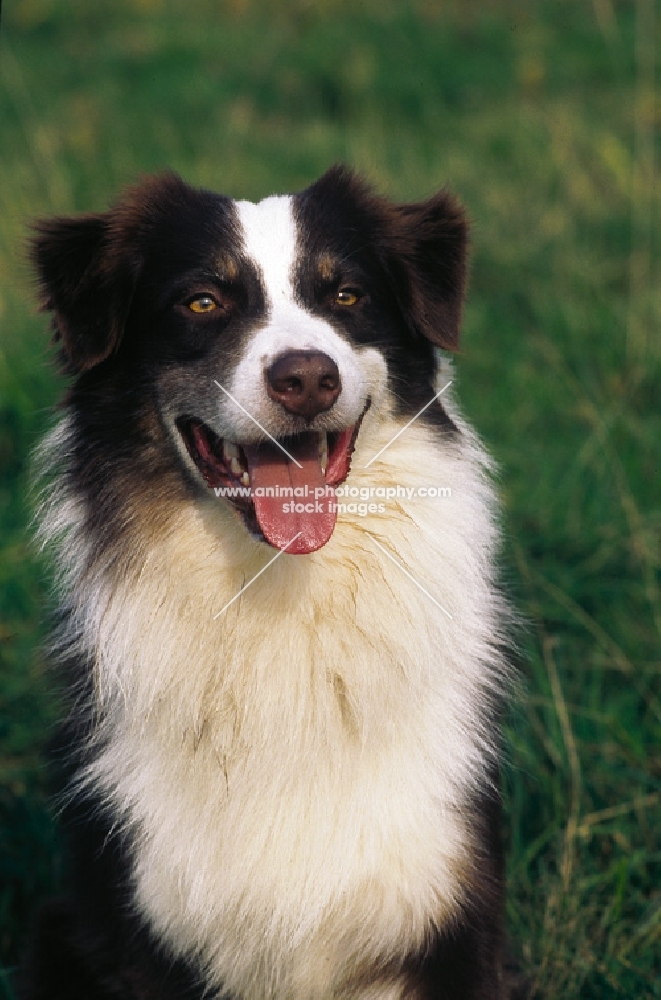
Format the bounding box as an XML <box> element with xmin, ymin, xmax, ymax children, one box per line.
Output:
<box><xmin>32</xmin><ymin>167</ymin><xmax>467</xmax><ymax>554</ymax></box>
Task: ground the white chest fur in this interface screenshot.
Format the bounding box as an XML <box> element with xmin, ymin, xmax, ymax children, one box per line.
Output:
<box><xmin>52</xmin><ymin>414</ymin><xmax>505</xmax><ymax>1000</ymax></box>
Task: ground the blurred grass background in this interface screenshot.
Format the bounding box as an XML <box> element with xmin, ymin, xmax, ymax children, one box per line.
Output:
<box><xmin>0</xmin><ymin>0</ymin><xmax>659</xmax><ymax>996</ymax></box>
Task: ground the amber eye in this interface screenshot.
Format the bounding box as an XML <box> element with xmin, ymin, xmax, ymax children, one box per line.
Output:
<box><xmin>187</xmin><ymin>295</ymin><xmax>219</xmax><ymax>314</ymax></box>
<box><xmin>335</xmin><ymin>288</ymin><xmax>360</xmax><ymax>307</ymax></box>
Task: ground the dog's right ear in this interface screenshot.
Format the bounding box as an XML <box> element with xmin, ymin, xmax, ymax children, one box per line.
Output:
<box><xmin>31</xmin><ymin>212</ymin><xmax>137</xmax><ymax>373</ymax></box>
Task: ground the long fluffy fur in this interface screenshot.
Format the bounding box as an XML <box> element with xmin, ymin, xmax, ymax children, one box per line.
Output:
<box><xmin>35</xmin><ymin>395</ymin><xmax>509</xmax><ymax>1000</ymax></box>
<box><xmin>25</xmin><ymin>168</ymin><xmax>513</xmax><ymax>1000</ymax></box>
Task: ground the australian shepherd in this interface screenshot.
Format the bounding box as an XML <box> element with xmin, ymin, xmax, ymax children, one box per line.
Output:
<box><xmin>23</xmin><ymin>167</ymin><xmax>512</xmax><ymax>1000</ymax></box>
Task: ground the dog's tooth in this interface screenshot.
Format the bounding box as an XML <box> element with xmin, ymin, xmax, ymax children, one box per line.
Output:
<box><xmin>241</xmin><ymin>472</ymin><xmax>250</xmax><ymax>487</ymax></box>
<box><xmin>224</xmin><ymin>440</ymin><xmax>239</xmax><ymax>463</ymax></box>
<box><xmin>318</xmin><ymin>432</ymin><xmax>328</xmax><ymax>474</ymax></box>
<box><xmin>231</xmin><ymin>458</ymin><xmax>243</xmax><ymax>477</ymax></box>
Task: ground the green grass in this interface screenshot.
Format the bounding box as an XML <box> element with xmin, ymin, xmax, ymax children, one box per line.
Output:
<box><xmin>1</xmin><ymin>0</ymin><xmax>659</xmax><ymax>996</ymax></box>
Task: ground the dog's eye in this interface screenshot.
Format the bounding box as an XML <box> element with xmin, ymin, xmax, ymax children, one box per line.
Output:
<box><xmin>187</xmin><ymin>295</ymin><xmax>220</xmax><ymax>314</ymax></box>
<box><xmin>335</xmin><ymin>289</ymin><xmax>360</xmax><ymax>307</ymax></box>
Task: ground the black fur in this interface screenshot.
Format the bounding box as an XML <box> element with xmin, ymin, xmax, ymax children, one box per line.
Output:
<box><xmin>22</xmin><ymin>167</ymin><xmax>510</xmax><ymax>1000</ymax></box>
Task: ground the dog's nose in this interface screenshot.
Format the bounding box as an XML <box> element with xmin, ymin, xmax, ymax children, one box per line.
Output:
<box><xmin>266</xmin><ymin>351</ymin><xmax>341</xmax><ymax>421</ymax></box>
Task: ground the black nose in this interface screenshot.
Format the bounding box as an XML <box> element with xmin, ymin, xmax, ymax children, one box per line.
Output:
<box><xmin>266</xmin><ymin>351</ymin><xmax>342</xmax><ymax>421</ymax></box>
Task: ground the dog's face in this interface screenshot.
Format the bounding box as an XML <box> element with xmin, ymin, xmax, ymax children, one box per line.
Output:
<box><xmin>32</xmin><ymin>167</ymin><xmax>467</xmax><ymax>554</ymax></box>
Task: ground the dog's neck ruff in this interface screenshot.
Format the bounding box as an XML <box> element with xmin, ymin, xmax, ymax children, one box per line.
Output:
<box><xmin>39</xmin><ymin>399</ymin><xmax>508</xmax><ymax>1000</ymax></box>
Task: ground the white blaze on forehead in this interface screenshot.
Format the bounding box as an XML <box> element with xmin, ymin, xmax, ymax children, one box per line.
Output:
<box><xmin>235</xmin><ymin>195</ymin><xmax>298</xmax><ymax>307</ymax></box>
<box><xmin>220</xmin><ymin>192</ymin><xmax>382</xmax><ymax>443</ymax></box>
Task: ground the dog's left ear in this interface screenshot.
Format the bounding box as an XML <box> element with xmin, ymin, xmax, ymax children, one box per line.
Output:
<box><xmin>30</xmin><ymin>212</ymin><xmax>138</xmax><ymax>373</ymax></box>
<box><xmin>387</xmin><ymin>191</ymin><xmax>468</xmax><ymax>351</ymax></box>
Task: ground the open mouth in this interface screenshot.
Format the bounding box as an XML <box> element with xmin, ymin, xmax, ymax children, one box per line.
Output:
<box><xmin>176</xmin><ymin>403</ymin><xmax>369</xmax><ymax>555</ymax></box>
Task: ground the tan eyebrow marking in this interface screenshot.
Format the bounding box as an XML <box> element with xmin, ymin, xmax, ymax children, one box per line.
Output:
<box><xmin>216</xmin><ymin>254</ymin><xmax>240</xmax><ymax>281</ymax></box>
<box><xmin>317</xmin><ymin>253</ymin><xmax>338</xmax><ymax>282</ymax></box>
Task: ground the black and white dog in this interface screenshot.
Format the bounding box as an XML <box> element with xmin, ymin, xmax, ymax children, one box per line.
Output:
<box><xmin>23</xmin><ymin>167</ymin><xmax>511</xmax><ymax>999</ymax></box>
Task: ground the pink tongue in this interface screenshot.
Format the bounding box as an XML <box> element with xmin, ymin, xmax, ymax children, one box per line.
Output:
<box><xmin>242</xmin><ymin>434</ymin><xmax>337</xmax><ymax>555</ymax></box>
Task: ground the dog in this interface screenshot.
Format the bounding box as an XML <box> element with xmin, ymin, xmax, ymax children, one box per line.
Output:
<box><xmin>22</xmin><ymin>166</ymin><xmax>512</xmax><ymax>1000</ymax></box>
